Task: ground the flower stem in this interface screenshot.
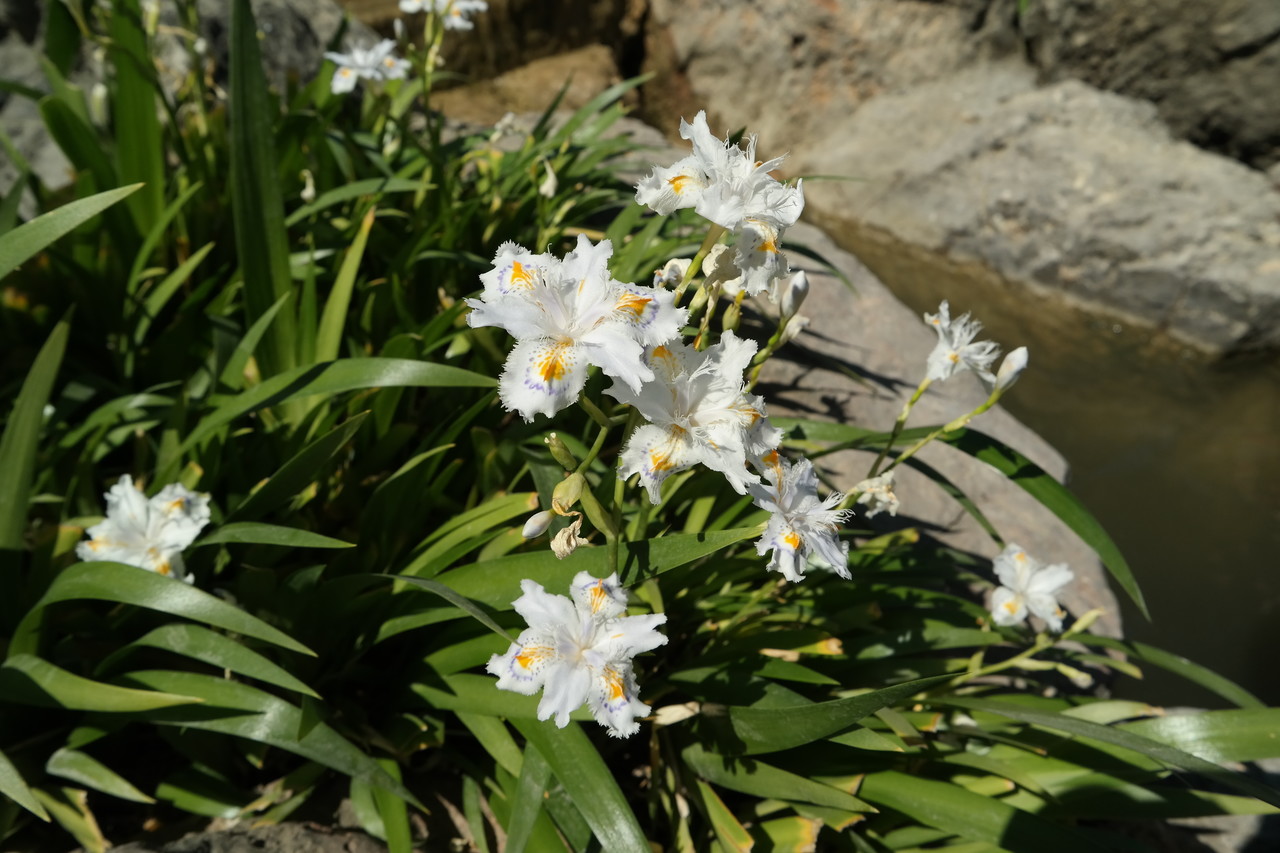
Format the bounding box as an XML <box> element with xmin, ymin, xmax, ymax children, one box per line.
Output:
<box><xmin>673</xmin><ymin>223</ymin><xmax>726</xmax><ymax>306</ymax></box>
<box><xmin>867</xmin><ymin>377</ymin><xmax>932</xmax><ymax>478</ymax></box>
<box><xmin>881</xmin><ymin>394</ymin><xmax>998</xmax><ymax>476</ymax></box>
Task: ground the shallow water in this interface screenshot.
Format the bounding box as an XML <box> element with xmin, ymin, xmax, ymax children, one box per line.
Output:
<box><xmin>825</xmin><ymin>215</ymin><xmax>1280</xmax><ymax>707</ymax></box>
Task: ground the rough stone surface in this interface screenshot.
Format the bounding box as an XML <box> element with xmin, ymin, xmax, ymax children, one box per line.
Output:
<box><xmin>432</xmin><ymin>43</ymin><xmax>621</xmax><ymax>125</ymax></box>
<box><xmin>756</xmin><ymin>218</ymin><xmax>1123</xmax><ymax>639</ymax></box>
<box><xmin>800</xmin><ymin>66</ymin><xmax>1280</xmax><ymax>354</ymax></box>
<box><xmin>1012</xmin><ymin>0</ymin><xmax>1280</xmax><ymax>169</ymax></box>
<box><xmin>641</xmin><ymin>0</ymin><xmax>1280</xmax><ymax>355</ymax></box>
<box><xmin>110</xmin><ymin>824</ymin><xmax>386</xmax><ymax>853</ymax></box>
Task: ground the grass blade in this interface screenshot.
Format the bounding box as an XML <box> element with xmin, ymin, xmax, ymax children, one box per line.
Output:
<box><xmin>0</xmin><ymin>316</ymin><xmax>70</xmax><ymax>548</ymax></box>
<box><xmin>229</xmin><ymin>0</ymin><xmax>296</xmax><ymax>377</ymax></box>
<box><xmin>0</xmin><ymin>185</ymin><xmax>140</xmax><ymax>280</ymax></box>
<box><xmin>315</xmin><ymin>206</ymin><xmax>375</xmax><ymax>362</ymax></box>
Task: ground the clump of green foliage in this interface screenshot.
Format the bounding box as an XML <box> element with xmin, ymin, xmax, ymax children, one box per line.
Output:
<box><xmin>0</xmin><ymin>1</ymin><xmax>1277</xmax><ymax>851</ymax></box>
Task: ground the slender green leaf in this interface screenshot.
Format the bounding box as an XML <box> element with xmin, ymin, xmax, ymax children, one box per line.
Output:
<box><xmin>9</xmin><ymin>561</ymin><xmax>312</xmax><ymax>657</ymax></box>
<box><xmin>229</xmin><ymin>412</ymin><xmax>368</xmax><ymax>521</ymax></box>
<box><xmin>393</xmin><ymin>577</ymin><xmax>512</xmax><ymax>641</ymax></box>
<box><xmin>724</xmin><ymin>675</ymin><xmax>952</xmax><ymax>755</ymax></box>
<box><xmin>229</xmin><ymin>0</ymin><xmax>296</xmax><ymax>376</ymax></box>
<box><xmin>0</xmin><ymin>316</ymin><xmax>69</xmax><ymax>548</ymax></box>
<box><xmin>513</xmin><ymin>720</ymin><xmax>650</xmax><ymax>852</ymax></box>
<box><xmin>0</xmin><ymin>746</ymin><xmax>50</xmax><ymax>820</ymax></box>
<box><xmin>216</xmin><ymin>291</ymin><xmax>293</xmax><ymax>392</ymax></box>
<box><xmin>940</xmin><ymin>696</ymin><xmax>1280</xmax><ymax>808</ymax></box>
<box><xmin>195</xmin><ymin>522</ymin><xmax>353</xmax><ymax>549</ymax></box>
<box><xmin>859</xmin><ymin>771</ymin><xmax>1099</xmax><ymax>853</ymax></box>
<box><xmin>120</xmin><ymin>670</ymin><xmax>419</xmax><ymax>807</ymax></box>
<box><xmin>315</xmin><ymin>206</ymin><xmax>374</xmax><ymax>362</ymax></box>
<box><xmin>46</xmin><ymin>748</ymin><xmax>153</xmax><ymax>803</ymax></box>
<box><xmin>284</xmin><ymin>177</ymin><xmax>424</xmax><ymax>227</ymax></box>
<box><xmin>132</xmin><ymin>242</ymin><xmax>215</xmax><ymax>342</ymax></box>
<box><xmin>0</xmin><ymin>167</ymin><xmax>26</xmax><ymax>235</ymax></box>
<box><xmin>681</xmin><ymin>744</ymin><xmax>874</xmax><ymax>812</ymax></box>
<box><xmin>371</xmin><ymin>759</ymin><xmax>412</xmax><ymax>853</ymax></box>
<box><xmin>107</xmin><ymin>0</ymin><xmax>164</xmax><ymax>234</ymax></box>
<box><xmin>692</xmin><ymin>778</ymin><xmax>754</xmax><ymax>851</ymax></box>
<box><xmin>0</xmin><ymin>184</ymin><xmax>140</xmax><ymax>280</ymax></box>
<box><xmin>126</xmin><ymin>181</ymin><xmax>205</xmax><ymax>296</ymax></box>
<box><xmin>413</xmin><ymin>673</ymin><xmax>570</xmax><ymax>721</ymax></box>
<box><xmin>0</xmin><ymin>654</ymin><xmax>200</xmax><ymax>711</ymax></box>
<box><xmin>33</xmin><ymin>788</ymin><xmax>106</xmax><ymax>853</ymax></box>
<box><xmin>100</xmin><ymin>624</ymin><xmax>319</xmax><ymax>697</ymax></box>
<box><xmin>1122</xmin><ymin>709</ymin><xmax>1280</xmax><ymax>764</ymax></box>
<box><xmin>505</xmin><ymin>743</ymin><xmax>552</xmax><ymax>853</ymax></box>
<box><xmin>39</xmin><ymin>97</ymin><xmax>117</xmax><ymax>191</ymax></box>
<box><xmin>184</xmin><ymin>358</ymin><xmax>495</xmax><ymax>451</ymax></box>
<box><xmin>941</xmin><ymin>429</ymin><xmax>1146</xmax><ymax>618</ymax></box>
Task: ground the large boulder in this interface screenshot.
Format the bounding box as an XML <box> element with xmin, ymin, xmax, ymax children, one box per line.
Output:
<box><xmin>640</xmin><ymin>0</ymin><xmax>1280</xmax><ymax>355</ymax></box>
<box><xmin>1013</xmin><ymin>0</ymin><xmax>1280</xmax><ymax>170</ymax></box>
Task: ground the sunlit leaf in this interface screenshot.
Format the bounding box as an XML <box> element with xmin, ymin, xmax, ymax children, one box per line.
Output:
<box><xmin>0</xmin><ymin>746</ymin><xmax>50</xmax><ymax>820</ymax></box>
<box><xmin>98</xmin><ymin>624</ymin><xmax>319</xmax><ymax>697</ymax></box>
<box><xmin>513</xmin><ymin>719</ymin><xmax>650</xmax><ymax>851</ymax></box>
<box><xmin>9</xmin><ymin>562</ymin><xmax>312</xmax><ymax>657</ymax></box>
<box><xmin>46</xmin><ymin>748</ymin><xmax>153</xmax><ymax>803</ymax></box>
<box><xmin>0</xmin><ymin>654</ymin><xmax>200</xmax><ymax>711</ymax></box>
<box><xmin>195</xmin><ymin>522</ymin><xmax>354</xmax><ymax>549</ymax></box>
<box><xmin>0</xmin><ymin>316</ymin><xmax>69</xmax><ymax>547</ymax></box>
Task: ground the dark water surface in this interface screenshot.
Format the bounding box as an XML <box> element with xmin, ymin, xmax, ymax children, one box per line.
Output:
<box><xmin>828</xmin><ymin>216</ymin><xmax>1280</xmax><ymax>707</ymax></box>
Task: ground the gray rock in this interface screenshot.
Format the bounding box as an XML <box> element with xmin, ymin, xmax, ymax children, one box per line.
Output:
<box><xmin>1015</xmin><ymin>0</ymin><xmax>1280</xmax><ymax>169</ymax></box>
<box><xmin>640</xmin><ymin>1</ymin><xmax>1280</xmax><ymax>355</ymax></box>
<box><xmin>798</xmin><ymin>67</ymin><xmax>1280</xmax><ymax>354</ymax></box>
<box><xmin>759</xmin><ymin>219</ymin><xmax>1124</xmax><ymax>639</ymax></box>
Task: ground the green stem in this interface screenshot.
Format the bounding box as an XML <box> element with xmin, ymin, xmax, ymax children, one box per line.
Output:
<box><xmin>673</xmin><ymin>223</ymin><xmax>726</xmax><ymax>306</ymax></box>
<box><xmin>575</xmin><ymin>419</ymin><xmax>611</xmax><ymax>474</ymax></box>
<box><xmin>882</xmin><ymin>394</ymin><xmax>998</xmax><ymax>476</ymax></box>
<box><xmin>868</xmin><ymin>377</ymin><xmax>932</xmax><ymax>478</ymax></box>
<box><xmin>578</xmin><ymin>393</ymin><xmax>612</xmax><ymax>430</ymax></box>
<box><xmin>940</xmin><ymin>632</ymin><xmax>1055</xmax><ymax>691</ymax></box>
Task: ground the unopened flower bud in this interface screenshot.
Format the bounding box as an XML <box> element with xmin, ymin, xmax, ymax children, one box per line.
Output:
<box><xmin>551</xmin><ymin>516</ymin><xmax>589</xmax><ymax>559</ymax></box>
<box><xmin>521</xmin><ymin>509</ymin><xmax>554</xmax><ymax>539</ymax></box>
<box><xmin>551</xmin><ymin>472</ymin><xmax>586</xmax><ymax>515</ymax></box>
<box><xmin>779</xmin><ymin>314</ymin><xmax>809</xmax><ymax>345</ymax></box>
<box><xmin>89</xmin><ymin>82</ymin><xmax>109</xmax><ymax>128</ymax></box>
<box><xmin>141</xmin><ymin>0</ymin><xmax>160</xmax><ymax>35</ymax></box>
<box><xmin>299</xmin><ymin>169</ymin><xmax>316</xmax><ymax>203</ymax></box>
<box><xmin>545</xmin><ymin>432</ymin><xmax>578</xmax><ymax>470</ymax></box>
<box><xmin>537</xmin><ymin>160</ymin><xmax>558</xmax><ymax>198</ymax></box>
<box><xmin>393</xmin><ymin>17</ymin><xmax>405</xmax><ymax>41</ymax></box>
<box><xmin>721</xmin><ymin>300</ymin><xmax>741</xmax><ymax>333</ymax></box>
<box><xmin>780</xmin><ymin>270</ymin><xmax>808</xmax><ymax>318</ymax></box>
<box><xmin>995</xmin><ymin>346</ymin><xmax>1028</xmax><ymax>392</ymax></box>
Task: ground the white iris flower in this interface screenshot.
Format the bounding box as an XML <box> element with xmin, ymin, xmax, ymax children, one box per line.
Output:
<box><xmin>990</xmin><ymin>543</ymin><xmax>1074</xmax><ymax>632</ymax></box>
<box><xmin>466</xmin><ymin>235</ymin><xmax>687</xmax><ymax>421</ymax></box>
<box><xmin>609</xmin><ymin>332</ymin><xmax>783</xmax><ymax>503</ymax></box>
<box><xmin>487</xmin><ymin>572</ymin><xmax>668</xmax><ymax>738</ymax></box>
<box><xmin>324</xmin><ymin>40</ymin><xmax>410</xmax><ymax>94</ymax></box>
<box><xmin>635</xmin><ymin>111</ymin><xmax>805</xmax><ymax>296</ymax></box>
<box><xmin>923</xmin><ymin>300</ymin><xmax>1000</xmax><ymax>384</ymax></box>
<box><xmin>76</xmin><ymin>475</ymin><xmax>211</xmax><ymax>583</ymax></box>
<box><xmin>635</xmin><ymin>111</ymin><xmax>802</xmax><ymax>231</ymax></box>
<box><xmin>749</xmin><ymin>452</ymin><xmax>850</xmax><ymax>582</ymax></box>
